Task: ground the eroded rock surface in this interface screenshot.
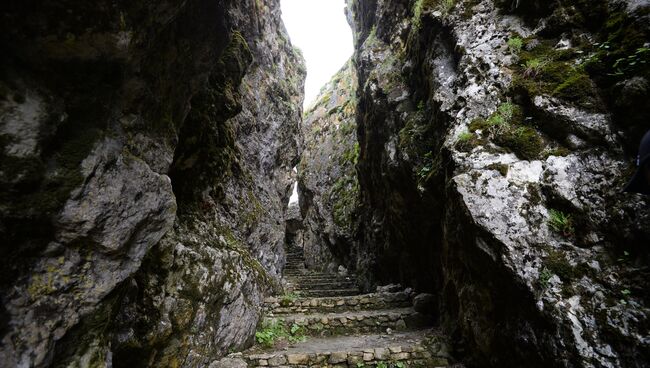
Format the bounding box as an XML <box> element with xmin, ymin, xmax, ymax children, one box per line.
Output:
<box><xmin>0</xmin><ymin>0</ymin><xmax>304</xmax><ymax>366</ymax></box>
<box><xmin>345</xmin><ymin>0</ymin><xmax>650</xmax><ymax>366</ymax></box>
<box><xmin>298</xmin><ymin>60</ymin><xmax>360</xmax><ymax>271</ymax></box>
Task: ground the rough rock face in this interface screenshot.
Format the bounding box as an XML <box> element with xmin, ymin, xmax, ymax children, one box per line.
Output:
<box><xmin>0</xmin><ymin>0</ymin><xmax>304</xmax><ymax>366</ymax></box>
<box><xmin>298</xmin><ymin>60</ymin><xmax>360</xmax><ymax>271</ymax></box>
<box><xmin>346</xmin><ymin>0</ymin><xmax>649</xmax><ymax>366</ymax></box>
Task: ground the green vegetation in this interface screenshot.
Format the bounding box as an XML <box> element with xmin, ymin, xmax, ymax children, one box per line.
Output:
<box><xmin>544</xmin><ymin>249</ymin><xmax>575</xmax><ymax>281</ymax></box>
<box><xmin>340</xmin><ymin>142</ymin><xmax>360</xmax><ymax>165</ymax></box>
<box><xmin>330</xmin><ymin>174</ymin><xmax>360</xmax><ymax>228</ymax></box>
<box><xmin>440</xmin><ymin>0</ymin><xmax>455</xmax><ymax>14</ymax></box>
<box><xmin>507</xmin><ymin>37</ymin><xmax>523</xmax><ymax>54</ymax></box>
<box><xmin>417</xmin><ymin>151</ymin><xmax>439</xmax><ymax>182</ymax></box>
<box><xmin>486</xmin><ymin>163</ymin><xmax>509</xmax><ymax>176</ymax></box>
<box><xmin>455</xmin><ymin>130</ymin><xmax>481</xmax><ymax>153</ymax></box>
<box><xmin>255</xmin><ymin>319</ymin><xmax>306</xmax><ymax>348</ymax></box>
<box><xmin>548</xmin><ymin>209</ymin><xmax>574</xmax><ymax>237</ymax></box>
<box><xmin>469</xmin><ymin>102</ymin><xmax>544</xmax><ymax>160</ymax></box>
<box><xmin>495</xmin><ymin>126</ymin><xmax>544</xmax><ymax>161</ymax></box>
<box><xmin>539</xmin><ymin>267</ymin><xmax>554</xmax><ymax>288</ymax></box>
<box><xmin>523</xmin><ymin>57</ymin><xmax>547</xmax><ymax>78</ymax></box>
<box><xmin>280</xmin><ymin>291</ymin><xmax>300</xmax><ymax>307</ymax></box>
<box><xmin>512</xmin><ymin>39</ymin><xmax>600</xmax><ymax>110</ymax></box>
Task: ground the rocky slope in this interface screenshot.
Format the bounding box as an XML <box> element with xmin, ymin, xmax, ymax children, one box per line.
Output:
<box><xmin>298</xmin><ymin>60</ymin><xmax>360</xmax><ymax>271</ymax></box>
<box><xmin>0</xmin><ymin>0</ymin><xmax>304</xmax><ymax>366</ymax></box>
<box><xmin>344</xmin><ymin>0</ymin><xmax>650</xmax><ymax>366</ymax></box>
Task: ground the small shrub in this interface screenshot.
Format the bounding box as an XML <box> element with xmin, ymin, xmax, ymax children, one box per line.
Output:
<box><xmin>548</xmin><ymin>209</ymin><xmax>574</xmax><ymax>237</ymax></box>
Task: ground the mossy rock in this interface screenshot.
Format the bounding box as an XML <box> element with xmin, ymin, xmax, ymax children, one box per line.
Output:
<box><xmin>494</xmin><ymin>125</ymin><xmax>544</xmax><ymax>160</ymax></box>
<box><xmin>552</xmin><ymin>71</ymin><xmax>601</xmax><ymax>109</ymax></box>
<box><xmin>544</xmin><ymin>249</ymin><xmax>575</xmax><ymax>281</ymax></box>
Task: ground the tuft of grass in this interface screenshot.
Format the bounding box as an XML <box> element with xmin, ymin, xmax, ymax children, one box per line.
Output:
<box><xmin>458</xmin><ymin>131</ymin><xmax>474</xmax><ymax>142</ymax></box>
<box><xmin>539</xmin><ymin>267</ymin><xmax>553</xmax><ymax>288</ymax></box>
<box><xmin>548</xmin><ymin>209</ymin><xmax>574</xmax><ymax>237</ymax></box>
<box><xmin>523</xmin><ymin>58</ymin><xmax>548</xmax><ymax>78</ymax></box>
<box><xmin>255</xmin><ymin>319</ymin><xmax>306</xmax><ymax>348</ymax></box>
<box><xmin>507</xmin><ymin>37</ymin><xmax>523</xmax><ymax>54</ymax></box>
<box><xmin>280</xmin><ymin>291</ymin><xmax>300</xmax><ymax>307</ymax></box>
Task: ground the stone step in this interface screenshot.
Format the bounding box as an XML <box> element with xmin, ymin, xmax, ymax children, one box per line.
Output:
<box><xmin>239</xmin><ymin>329</ymin><xmax>452</xmax><ymax>367</ymax></box>
<box><xmin>285</xmin><ymin>273</ymin><xmax>348</xmax><ymax>279</ymax></box>
<box><xmin>287</xmin><ymin>281</ymin><xmax>357</xmax><ymax>291</ymax></box>
<box><xmin>262</xmin><ymin>308</ymin><xmax>433</xmax><ymax>337</ymax></box>
<box><xmin>296</xmin><ymin>288</ymin><xmax>361</xmax><ymax>298</ymax></box>
<box><xmin>264</xmin><ymin>291</ymin><xmax>412</xmax><ymax>314</ymax></box>
<box><xmin>285</xmin><ymin>277</ymin><xmax>345</xmax><ymax>285</ymax></box>
<box><xmin>283</xmin><ymin>273</ymin><xmax>343</xmax><ymax>280</ymax></box>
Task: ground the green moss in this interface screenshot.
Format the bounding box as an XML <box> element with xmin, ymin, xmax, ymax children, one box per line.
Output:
<box><xmin>486</xmin><ymin>163</ymin><xmax>509</xmax><ymax>176</ymax></box>
<box><xmin>544</xmin><ymin>249</ymin><xmax>575</xmax><ymax>281</ymax></box>
<box><xmin>494</xmin><ymin>125</ymin><xmax>544</xmax><ymax>160</ymax></box>
<box><xmin>552</xmin><ymin>72</ymin><xmax>599</xmax><ymax>108</ymax></box>
<box><xmin>507</xmin><ymin>36</ymin><xmax>523</xmax><ymax>54</ymax></box>
<box><xmin>330</xmin><ymin>174</ymin><xmax>360</xmax><ymax>228</ymax></box>
<box><xmin>455</xmin><ymin>131</ymin><xmax>482</xmax><ymax>153</ymax></box>
<box><xmin>340</xmin><ymin>142</ymin><xmax>360</xmax><ymax>165</ymax></box>
<box><xmin>584</xmin><ymin>9</ymin><xmax>650</xmax><ymax>85</ymax></box>
<box><xmin>512</xmin><ymin>40</ymin><xmax>600</xmax><ymax>110</ymax></box>
<box><xmin>544</xmin><ymin>146</ymin><xmax>571</xmax><ymax>158</ymax></box>
<box><xmin>468</xmin><ymin>117</ymin><xmax>489</xmax><ymax>132</ymax></box>
<box><xmin>475</xmin><ymin>102</ymin><xmax>544</xmax><ymax>160</ymax></box>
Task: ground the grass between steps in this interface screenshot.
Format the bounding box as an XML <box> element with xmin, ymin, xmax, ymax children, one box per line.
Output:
<box><xmin>255</xmin><ymin>318</ymin><xmax>307</xmax><ymax>348</ymax></box>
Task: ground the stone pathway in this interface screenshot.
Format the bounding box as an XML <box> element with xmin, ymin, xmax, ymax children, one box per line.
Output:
<box><xmin>221</xmin><ymin>246</ymin><xmax>458</xmax><ymax>367</ymax></box>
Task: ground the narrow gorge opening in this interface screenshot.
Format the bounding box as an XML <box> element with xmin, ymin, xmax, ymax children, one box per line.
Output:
<box><xmin>1</xmin><ymin>0</ymin><xmax>648</xmax><ymax>367</ymax></box>
<box><xmin>280</xmin><ymin>0</ymin><xmax>357</xmax><ymax>275</ymax></box>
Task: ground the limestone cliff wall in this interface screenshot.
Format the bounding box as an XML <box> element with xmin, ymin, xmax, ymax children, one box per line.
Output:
<box><xmin>346</xmin><ymin>0</ymin><xmax>649</xmax><ymax>366</ymax></box>
<box><xmin>298</xmin><ymin>60</ymin><xmax>360</xmax><ymax>271</ymax></box>
<box><xmin>0</xmin><ymin>0</ymin><xmax>304</xmax><ymax>366</ymax></box>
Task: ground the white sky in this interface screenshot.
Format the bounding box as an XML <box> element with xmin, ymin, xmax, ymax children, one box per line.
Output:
<box><xmin>281</xmin><ymin>0</ymin><xmax>354</xmax><ymax>108</ymax></box>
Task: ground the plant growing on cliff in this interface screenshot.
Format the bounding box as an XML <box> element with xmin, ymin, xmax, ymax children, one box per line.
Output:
<box><xmin>548</xmin><ymin>209</ymin><xmax>574</xmax><ymax>237</ymax></box>
<box><xmin>539</xmin><ymin>267</ymin><xmax>553</xmax><ymax>288</ymax></box>
<box><xmin>523</xmin><ymin>58</ymin><xmax>548</xmax><ymax>78</ymax></box>
<box><xmin>507</xmin><ymin>37</ymin><xmax>523</xmax><ymax>54</ymax></box>
<box><xmin>440</xmin><ymin>0</ymin><xmax>455</xmax><ymax>14</ymax></box>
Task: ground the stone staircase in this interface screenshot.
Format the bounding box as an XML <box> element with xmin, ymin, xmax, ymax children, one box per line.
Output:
<box><xmin>221</xmin><ymin>246</ymin><xmax>458</xmax><ymax>368</ymax></box>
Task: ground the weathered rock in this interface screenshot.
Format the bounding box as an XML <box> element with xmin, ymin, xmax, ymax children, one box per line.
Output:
<box><xmin>0</xmin><ymin>0</ymin><xmax>305</xmax><ymax>366</ymax></box>
<box><xmin>345</xmin><ymin>0</ymin><xmax>650</xmax><ymax>367</ymax></box>
<box><xmin>209</xmin><ymin>357</ymin><xmax>248</xmax><ymax>368</ymax></box>
<box><xmin>298</xmin><ymin>60</ymin><xmax>360</xmax><ymax>271</ymax></box>
<box><xmin>413</xmin><ymin>293</ymin><xmax>436</xmax><ymax>316</ymax></box>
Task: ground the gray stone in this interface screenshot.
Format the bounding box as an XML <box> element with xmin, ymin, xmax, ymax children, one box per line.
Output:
<box><xmin>413</xmin><ymin>293</ymin><xmax>436</xmax><ymax>315</ymax></box>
